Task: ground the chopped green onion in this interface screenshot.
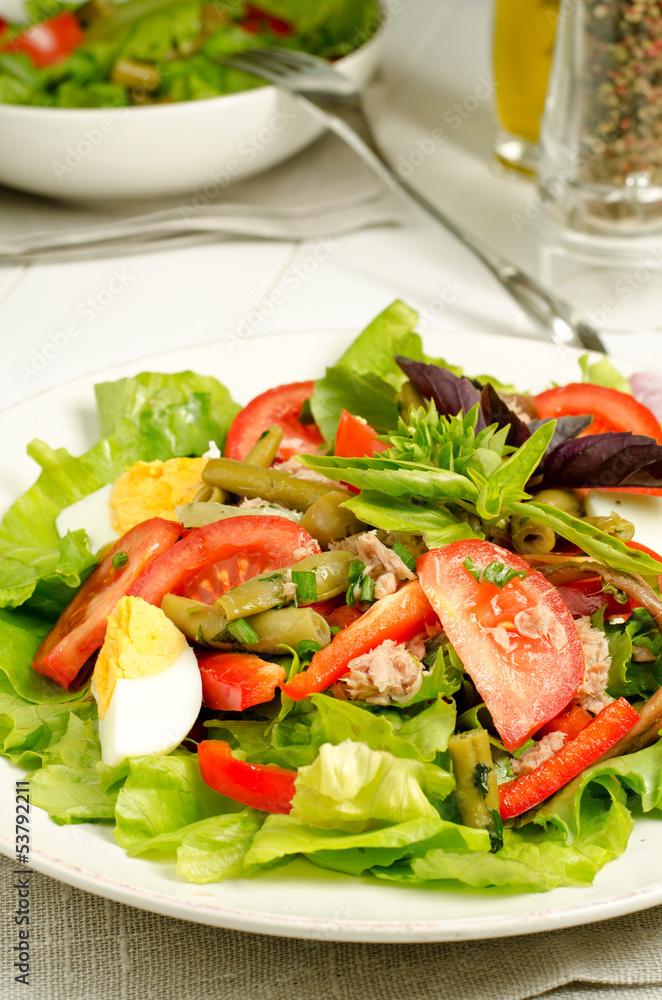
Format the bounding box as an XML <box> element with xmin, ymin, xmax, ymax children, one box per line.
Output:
<box><xmin>489</xmin><ymin>809</ymin><xmax>504</xmax><ymax>853</ymax></box>
<box><xmin>348</xmin><ymin>560</ymin><xmax>366</xmax><ymax>586</ymax></box>
<box><xmin>463</xmin><ymin>557</ymin><xmax>527</xmax><ymax>589</ymax></box>
<box><xmin>330</xmin><ymin>625</ymin><xmax>342</xmax><ymax>636</ymax></box>
<box><xmin>359</xmin><ymin>576</ymin><xmax>376</xmax><ymax>603</ymax></box>
<box><xmin>473</xmin><ymin>762</ymin><xmax>492</xmax><ymax>799</ymax></box>
<box><xmin>291</xmin><ymin>570</ymin><xmax>318</xmax><ymax>604</ymax></box>
<box><xmin>391</xmin><ymin>541</ymin><xmax>416</xmax><ymax>573</ymax></box>
<box><xmin>112</xmin><ymin>551</ymin><xmax>128</xmax><ymax>570</ymax></box>
<box><xmin>226</xmin><ymin>618</ymin><xmax>260</xmax><ymax>645</ymax></box>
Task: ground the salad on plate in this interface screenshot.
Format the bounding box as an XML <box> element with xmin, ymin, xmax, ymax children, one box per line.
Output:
<box><xmin>4</xmin><ymin>300</ymin><xmax>662</xmax><ymax>893</ymax></box>
<box><xmin>0</xmin><ymin>0</ymin><xmax>380</xmax><ymax>107</ymax></box>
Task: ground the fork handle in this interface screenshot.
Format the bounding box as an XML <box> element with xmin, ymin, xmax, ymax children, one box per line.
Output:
<box><xmin>298</xmin><ymin>94</ymin><xmax>606</xmax><ymax>355</ymax></box>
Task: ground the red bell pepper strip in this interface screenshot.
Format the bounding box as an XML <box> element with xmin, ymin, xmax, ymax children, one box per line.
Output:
<box><xmin>198</xmin><ymin>739</ymin><xmax>295</xmax><ymax>814</ymax></box>
<box><xmin>197</xmin><ymin>651</ymin><xmax>285</xmax><ymax>712</ymax></box>
<box><xmin>280</xmin><ymin>580</ymin><xmax>437</xmax><ymax>701</ymax></box>
<box><xmin>499</xmin><ymin>698</ymin><xmax>640</xmax><ymax>819</ymax></box>
<box><xmin>3</xmin><ymin>12</ymin><xmax>84</xmax><ymax>68</ymax></box>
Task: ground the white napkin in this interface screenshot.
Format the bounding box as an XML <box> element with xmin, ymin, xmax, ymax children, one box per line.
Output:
<box><xmin>0</xmin><ymin>133</ymin><xmax>407</xmax><ymax>263</ymax></box>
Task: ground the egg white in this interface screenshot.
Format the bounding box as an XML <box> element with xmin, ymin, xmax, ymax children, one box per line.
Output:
<box><xmin>96</xmin><ymin>645</ymin><xmax>202</xmax><ymax>768</ymax></box>
<box><xmin>55</xmin><ymin>484</ymin><xmax>119</xmax><ymax>554</ymax></box>
<box><xmin>584</xmin><ymin>491</ymin><xmax>662</xmax><ymax>557</ymax></box>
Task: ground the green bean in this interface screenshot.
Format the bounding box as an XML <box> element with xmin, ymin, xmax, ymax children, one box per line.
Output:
<box><xmin>161</xmin><ymin>594</ymin><xmax>228</xmax><ymax>646</ymax></box>
<box><xmin>242</xmin><ymin>607</ymin><xmax>331</xmax><ymax>653</ymax></box>
<box><xmin>111</xmin><ymin>58</ymin><xmax>161</xmax><ymax>91</ymax></box>
<box><xmin>215</xmin><ymin>550</ymin><xmax>355</xmax><ymax>621</ymax></box>
<box><xmin>300</xmin><ymin>491</ymin><xmax>366</xmax><ymax>548</ymax></box>
<box><xmin>202</xmin><ymin>457</ymin><xmax>339</xmax><ymax>511</ymax></box>
<box><xmin>245</xmin><ymin>426</ymin><xmax>283</xmax><ymax>468</ymax></box>
<box><xmin>448</xmin><ymin>730</ymin><xmax>500</xmax><ymax>831</ymax></box>
<box><xmin>584</xmin><ymin>513</ymin><xmax>635</xmax><ymax>542</ymax></box>
<box><xmin>510</xmin><ymin>513</ymin><xmax>556</xmax><ymax>555</ymax></box>
<box><xmin>192</xmin><ymin>484</ymin><xmax>227</xmax><ymax>504</ymax></box>
<box><xmin>533</xmin><ymin>488</ymin><xmax>583</xmax><ymax>517</ymax></box>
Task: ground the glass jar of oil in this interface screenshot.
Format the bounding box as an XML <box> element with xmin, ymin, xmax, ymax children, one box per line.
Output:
<box><xmin>493</xmin><ymin>0</ymin><xmax>560</xmax><ymax>173</ymax></box>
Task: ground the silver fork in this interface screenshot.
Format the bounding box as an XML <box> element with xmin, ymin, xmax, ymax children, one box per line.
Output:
<box><xmin>223</xmin><ymin>46</ymin><xmax>607</xmax><ymax>355</ymax></box>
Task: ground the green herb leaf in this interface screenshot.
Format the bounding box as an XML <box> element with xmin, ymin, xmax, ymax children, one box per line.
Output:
<box><xmin>112</xmin><ymin>551</ymin><xmax>128</xmax><ymax>570</ymax></box>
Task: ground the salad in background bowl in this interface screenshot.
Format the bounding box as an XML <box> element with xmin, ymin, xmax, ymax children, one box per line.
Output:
<box><xmin>0</xmin><ymin>0</ymin><xmax>384</xmax><ymax>199</ymax></box>
<box><xmin>5</xmin><ymin>300</ymin><xmax>662</xmax><ymax>898</ymax></box>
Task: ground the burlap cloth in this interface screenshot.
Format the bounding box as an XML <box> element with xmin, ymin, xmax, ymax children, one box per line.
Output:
<box><xmin>2</xmin><ymin>854</ymin><xmax>662</xmax><ymax>1000</ymax></box>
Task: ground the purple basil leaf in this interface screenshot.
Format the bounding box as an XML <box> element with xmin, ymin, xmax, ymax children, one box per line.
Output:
<box><xmin>396</xmin><ymin>357</ymin><xmax>485</xmax><ymax>428</ymax></box>
<box><xmin>479</xmin><ymin>382</ymin><xmax>531</xmax><ymax>447</ymax></box>
<box><xmin>528</xmin><ymin>415</ymin><xmax>593</xmax><ymax>454</ymax></box>
<box><xmin>539</xmin><ymin>432</ymin><xmax>662</xmax><ymax>488</ymax></box>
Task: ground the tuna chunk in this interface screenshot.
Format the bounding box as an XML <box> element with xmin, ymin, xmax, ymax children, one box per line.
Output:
<box><xmin>511</xmin><ymin>731</ymin><xmax>567</xmax><ymax>775</ymax></box>
<box><xmin>332</xmin><ymin>530</ymin><xmax>415</xmax><ymax>601</ymax></box>
<box><xmin>513</xmin><ymin>605</ymin><xmax>568</xmax><ymax>651</ymax></box>
<box><xmin>574</xmin><ymin>615</ymin><xmax>613</xmax><ymax>715</ymax></box>
<box><xmin>276</xmin><ymin>458</ymin><xmax>339</xmax><ymax>486</ymax></box>
<box><xmin>334</xmin><ymin>639</ymin><xmax>424</xmax><ymax>705</ymax></box>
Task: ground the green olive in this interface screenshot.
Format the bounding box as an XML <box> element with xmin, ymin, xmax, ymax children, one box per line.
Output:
<box><xmin>533</xmin><ymin>489</ymin><xmax>583</xmax><ymax>517</ymax></box>
<box><xmin>510</xmin><ymin>514</ymin><xmax>556</xmax><ymax>554</ymax></box>
<box><xmin>300</xmin><ymin>491</ymin><xmax>366</xmax><ymax>548</ymax></box>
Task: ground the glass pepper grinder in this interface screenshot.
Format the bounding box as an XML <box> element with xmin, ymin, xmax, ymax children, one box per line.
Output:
<box><xmin>538</xmin><ymin>0</ymin><xmax>662</xmax><ymax>254</ymax></box>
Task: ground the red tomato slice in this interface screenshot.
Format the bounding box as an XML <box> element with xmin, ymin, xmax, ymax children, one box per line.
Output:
<box><xmin>131</xmin><ymin>515</ymin><xmax>320</xmax><ymax>607</ymax></box>
<box><xmin>32</xmin><ymin>517</ymin><xmax>182</xmax><ymax>690</ymax></box>
<box><xmin>281</xmin><ymin>580</ymin><xmax>437</xmax><ymax>701</ymax></box>
<box><xmin>536</xmin><ymin>702</ymin><xmax>592</xmax><ymax>741</ymax></box>
<box><xmin>198</xmin><ymin>739</ymin><xmax>295</xmax><ymax>814</ymax></box>
<box><xmin>335</xmin><ymin>410</ymin><xmax>389</xmax><ymax>458</ymax></box>
<box><xmin>417</xmin><ymin>540</ymin><xmax>585</xmax><ymax>751</ymax></box>
<box><xmin>197</xmin><ymin>651</ymin><xmax>285</xmax><ymax>712</ymax></box>
<box><xmin>325</xmin><ymin>603</ymin><xmax>364</xmax><ymax>631</ymax></box>
<box><xmin>535</xmin><ymin>383</ymin><xmax>662</xmax><ymax>443</ymax></box>
<box><xmin>224</xmin><ymin>381</ymin><xmax>323</xmax><ymax>462</ymax></box>
<box><xmin>3</xmin><ymin>12</ymin><xmax>84</xmax><ymax>67</ymax></box>
<box><xmin>243</xmin><ymin>5</ymin><xmax>291</xmax><ymax>34</ymax></box>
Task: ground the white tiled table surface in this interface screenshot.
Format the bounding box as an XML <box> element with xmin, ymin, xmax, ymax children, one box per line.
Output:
<box><xmin>1</xmin><ymin>0</ymin><xmax>661</xmax><ymax>412</ymax></box>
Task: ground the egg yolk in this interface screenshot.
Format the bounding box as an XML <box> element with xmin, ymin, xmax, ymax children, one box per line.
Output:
<box><xmin>93</xmin><ymin>596</ymin><xmax>188</xmax><ymax>718</ymax></box>
<box><xmin>110</xmin><ymin>457</ymin><xmax>206</xmax><ymax>534</ymax></box>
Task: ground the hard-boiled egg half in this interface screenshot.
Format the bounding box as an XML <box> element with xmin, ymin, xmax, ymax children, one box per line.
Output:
<box><xmin>55</xmin><ymin>456</ymin><xmax>207</xmax><ymax>554</ymax></box>
<box><xmin>584</xmin><ymin>490</ymin><xmax>662</xmax><ymax>556</ymax></box>
<box><xmin>91</xmin><ymin>596</ymin><xmax>202</xmax><ymax>768</ymax></box>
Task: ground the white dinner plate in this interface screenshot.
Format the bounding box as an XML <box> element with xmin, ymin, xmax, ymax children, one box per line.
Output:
<box><xmin>1</xmin><ymin>327</ymin><xmax>662</xmax><ymax>943</ymax></box>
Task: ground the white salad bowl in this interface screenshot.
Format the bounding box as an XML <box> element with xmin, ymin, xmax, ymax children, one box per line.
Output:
<box><xmin>0</xmin><ymin>23</ymin><xmax>384</xmax><ymax>201</ymax></box>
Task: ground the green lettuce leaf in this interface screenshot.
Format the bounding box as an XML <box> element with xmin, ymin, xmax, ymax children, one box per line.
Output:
<box><xmin>28</xmin><ymin>715</ymin><xmax>118</xmax><ymax>825</ymax></box>
<box><xmin>579</xmin><ymin>354</ymin><xmax>632</xmax><ymax>395</ymax></box>
<box><xmin>111</xmin><ymin>752</ymin><xmax>240</xmax><ymax>849</ymax></box>
<box><xmin>309</xmin><ymin>694</ymin><xmax>456</xmax><ymax>763</ymax></box>
<box><xmin>94</xmin><ymin>370</ymin><xmax>240</xmax><ymax>456</ymax></box>
<box><xmin>244</xmin><ymin>814</ymin><xmax>476</xmax><ymax>871</ymax></box>
<box><xmin>128</xmin><ymin>809</ymin><xmax>264</xmax><ymax>883</ymax></box>
<box><xmin>291</xmin><ymin>739</ymin><xmax>451</xmax><ymax>832</ymax></box>
<box><xmin>0</xmin><ymin>371</ymin><xmax>239</xmax><ymax>614</ymax></box>
<box><xmin>310</xmin><ymin>300</ymin><xmax>421</xmax><ymax>441</ymax></box>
